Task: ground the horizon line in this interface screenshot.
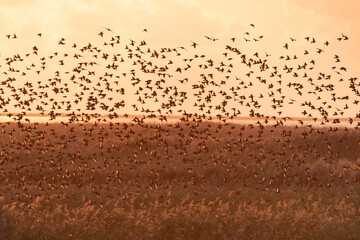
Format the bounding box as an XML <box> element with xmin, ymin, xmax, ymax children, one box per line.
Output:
<box><xmin>0</xmin><ymin>112</ymin><xmax>357</xmax><ymax>122</ymax></box>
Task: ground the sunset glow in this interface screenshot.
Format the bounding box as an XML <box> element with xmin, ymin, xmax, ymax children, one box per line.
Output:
<box><xmin>0</xmin><ymin>1</ymin><xmax>359</xmax><ymax>239</ymax></box>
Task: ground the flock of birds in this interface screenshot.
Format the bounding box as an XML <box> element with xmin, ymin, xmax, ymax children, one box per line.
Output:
<box><xmin>0</xmin><ymin>25</ymin><xmax>358</xmax><ymax>123</ymax></box>
<box><xmin>0</xmin><ymin>24</ymin><xmax>359</xmax><ymax>205</ymax></box>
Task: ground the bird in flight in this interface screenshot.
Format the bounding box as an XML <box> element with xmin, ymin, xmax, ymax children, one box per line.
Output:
<box><xmin>341</xmin><ymin>33</ymin><xmax>349</xmax><ymax>40</ymax></box>
<box><xmin>191</xmin><ymin>41</ymin><xmax>199</xmax><ymax>48</ymax></box>
<box><xmin>204</xmin><ymin>36</ymin><xmax>218</xmax><ymax>41</ymax></box>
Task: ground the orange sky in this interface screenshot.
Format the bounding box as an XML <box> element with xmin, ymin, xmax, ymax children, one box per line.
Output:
<box><xmin>0</xmin><ymin>0</ymin><xmax>359</xmax><ymax>119</ymax></box>
<box><xmin>0</xmin><ymin>0</ymin><xmax>358</xmax><ymax>52</ymax></box>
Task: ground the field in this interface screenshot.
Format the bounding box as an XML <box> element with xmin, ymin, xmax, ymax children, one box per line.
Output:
<box><xmin>0</xmin><ymin>120</ymin><xmax>359</xmax><ymax>239</ymax></box>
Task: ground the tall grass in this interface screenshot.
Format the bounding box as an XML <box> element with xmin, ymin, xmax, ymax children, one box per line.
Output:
<box><xmin>0</xmin><ymin>121</ymin><xmax>359</xmax><ymax>239</ymax></box>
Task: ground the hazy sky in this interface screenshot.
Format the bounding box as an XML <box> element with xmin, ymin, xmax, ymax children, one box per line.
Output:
<box><xmin>0</xmin><ymin>0</ymin><xmax>359</xmax><ymax>118</ymax></box>
<box><xmin>0</xmin><ymin>0</ymin><xmax>358</xmax><ymax>52</ymax></box>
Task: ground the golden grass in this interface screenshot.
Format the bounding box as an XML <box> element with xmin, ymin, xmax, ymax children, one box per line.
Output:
<box><xmin>0</xmin><ymin>121</ymin><xmax>359</xmax><ymax>239</ymax></box>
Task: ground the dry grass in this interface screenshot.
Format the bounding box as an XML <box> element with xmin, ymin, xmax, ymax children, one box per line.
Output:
<box><xmin>0</xmin><ymin>121</ymin><xmax>359</xmax><ymax>239</ymax></box>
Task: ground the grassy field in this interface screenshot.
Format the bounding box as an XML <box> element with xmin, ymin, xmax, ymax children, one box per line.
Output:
<box><xmin>0</xmin><ymin>120</ymin><xmax>359</xmax><ymax>239</ymax></box>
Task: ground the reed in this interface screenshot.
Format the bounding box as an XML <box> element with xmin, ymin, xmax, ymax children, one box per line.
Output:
<box><xmin>0</xmin><ymin>121</ymin><xmax>359</xmax><ymax>239</ymax></box>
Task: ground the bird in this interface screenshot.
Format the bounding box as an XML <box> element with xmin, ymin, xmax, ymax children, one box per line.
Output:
<box><xmin>190</xmin><ymin>41</ymin><xmax>199</xmax><ymax>48</ymax></box>
<box><xmin>341</xmin><ymin>33</ymin><xmax>349</xmax><ymax>40</ymax></box>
